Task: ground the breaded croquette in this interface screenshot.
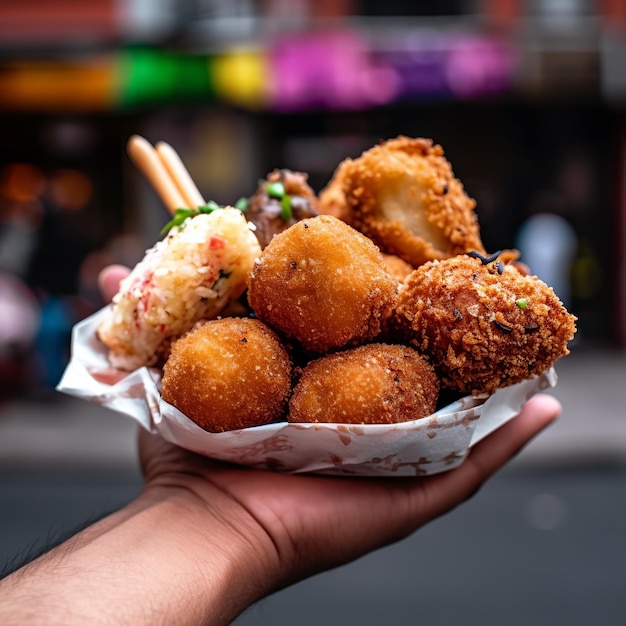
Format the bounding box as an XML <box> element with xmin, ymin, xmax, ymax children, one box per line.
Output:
<box><xmin>247</xmin><ymin>215</ymin><xmax>398</xmax><ymax>354</ymax></box>
<box><xmin>288</xmin><ymin>344</ymin><xmax>439</xmax><ymax>425</ymax></box>
<box><xmin>318</xmin><ymin>136</ymin><xmax>486</xmax><ymax>267</ymax></box>
<box><xmin>161</xmin><ymin>317</ymin><xmax>292</xmax><ymax>432</ymax></box>
<box><xmin>393</xmin><ymin>252</ymin><xmax>577</xmax><ymax>395</ymax></box>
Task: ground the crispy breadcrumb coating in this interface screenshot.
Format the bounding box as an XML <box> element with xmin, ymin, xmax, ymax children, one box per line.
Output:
<box><xmin>317</xmin><ymin>157</ymin><xmax>354</xmax><ymax>223</ymax></box>
<box><xmin>161</xmin><ymin>317</ymin><xmax>292</xmax><ymax>432</ymax></box>
<box><xmin>289</xmin><ymin>344</ymin><xmax>439</xmax><ymax>425</ymax></box>
<box><xmin>247</xmin><ymin>215</ymin><xmax>397</xmax><ymax>354</ymax></box>
<box><xmin>318</xmin><ymin>136</ymin><xmax>486</xmax><ymax>267</ymax></box>
<box><xmin>393</xmin><ymin>253</ymin><xmax>577</xmax><ymax>395</ymax></box>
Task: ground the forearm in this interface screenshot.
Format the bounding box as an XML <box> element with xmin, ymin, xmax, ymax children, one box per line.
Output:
<box><xmin>0</xmin><ymin>485</ymin><xmax>274</xmax><ymax>626</ymax></box>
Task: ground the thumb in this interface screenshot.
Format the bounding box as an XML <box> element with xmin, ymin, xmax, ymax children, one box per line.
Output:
<box><xmin>98</xmin><ymin>265</ymin><xmax>130</xmax><ymax>303</ymax></box>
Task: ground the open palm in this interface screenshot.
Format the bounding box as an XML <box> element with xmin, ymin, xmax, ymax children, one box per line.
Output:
<box><xmin>100</xmin><ymin>264</ymin><xmax>560</xmax><ymax>594</ymax></box>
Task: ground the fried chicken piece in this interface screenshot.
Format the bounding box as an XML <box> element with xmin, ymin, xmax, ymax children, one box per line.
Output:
<box><xmin>316</xmin><ymin>157</ymin><xmax>354</xmax><ymax>223</ymax></box>
<box><xmin>392</xmin><ymin>253</ymin><xmax>577</xmax><ymax>395</ymax></box>
<box><xmin>161</xmin><ymin>317</ymin><xmax>292</xmax><ymax>432</ymax></box>
<box><xmin>247</xmin><ymin>214</ymin><xmax>398</xmax><ymax>354</ymax></box>
<box><xmin>288</xmin><ymin>344</ymin><xmax>439</xmax><ymax>425</ymax></box>
<box><xmin>318</xmin><ymin>136</ymin><xmax>486</xmax><ymax>267</ymax></box>
<box><xmin>243</xmin><ymin>169</ymin><xmax>319</xmax><ymax>248</ymax></box>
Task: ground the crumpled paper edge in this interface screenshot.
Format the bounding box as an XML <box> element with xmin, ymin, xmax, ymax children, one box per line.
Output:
<box><xmin>57</xmin><ymin>308</ymin><xmax>557</xmax><ymax>477</ymax></box>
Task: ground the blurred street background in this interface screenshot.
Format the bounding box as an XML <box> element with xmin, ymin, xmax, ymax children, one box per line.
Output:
<box><xmin>1</xmin><ymin>1</ymin><xmax>625</xmax><ymax>624</ymax></box>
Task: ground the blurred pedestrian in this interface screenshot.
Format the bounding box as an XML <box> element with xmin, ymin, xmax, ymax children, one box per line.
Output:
<box><xmin>516</xmin><ymin>195</ymin><xmax>578</xmax><ymax>309</ymax></box>
<box><xmin>0</xmin><ymin>270</ymin><xmax>40</xmax><ymax>401</ymax></box>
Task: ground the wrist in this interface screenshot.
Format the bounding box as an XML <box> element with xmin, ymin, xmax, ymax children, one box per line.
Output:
<box><xmin>0</xmin><ymin>480</ymin><xmax>279</xmax><ymax>626</ymax></box>
<box><xmin>136</xmin><ymin>479</ymin><xmax>280</xmax><ymax>623</ymax></box>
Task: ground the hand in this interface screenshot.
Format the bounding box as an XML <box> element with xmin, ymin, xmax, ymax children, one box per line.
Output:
<box><xmin>0</xmin><ymin>266</ymin><xmax>561</xmax><ymax>626</ymax></box>
<box><xmin>99</xmin><ymin>265</ymin><xmax>561</xmax><ymax>593</ymax></box>
<box><xmin>0</xmin><ymin>240</ymin><xmax>561</xmax><ymax>622</ymax></box>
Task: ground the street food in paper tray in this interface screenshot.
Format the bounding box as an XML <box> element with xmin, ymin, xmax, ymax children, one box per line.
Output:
<box><xmin>57</xmin><ymin>135</ymin><xmax>576</xmax><ymax>477</ymax></box>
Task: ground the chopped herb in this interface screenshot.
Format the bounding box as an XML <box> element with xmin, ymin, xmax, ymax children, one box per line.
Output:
<box><xmin>211</xmin><ymin>270</ymin><xmax>232</xmax><ymax>289</ymax></box>
<box><xmin>266</xmin><ymin>181</ymin><xmax>285</xmax><ymax>199</ymax></box>
<box><xmin>264</xmin><ymin>180</ymin><xmax>293</xmax><ymax>221</ymax></box>
<box><xmin>235</xmin><ymin>197</ymin><xmax>249</xmax><ymax>211</ymax></box>
<box><xmin>201</xmin><ymin>201</ymin><xmax>221</xmax><ymax>212</ymax></box>
<box><xmin>160</xmin><ymin>208</ymin><xmax>197</xmax><ymax>235</ymax></box>
<box><xmin>160</xmin><ymin>201</ymin><xmax>228</xmax><ymax>235</ymax></box>
<box><xmin>280</xmin><ymin>194</ymin><xmax>293</xmax><ymax>221</ymax></box>
<box><xmin>516</xmin><ymin>298</ymin><xmax>529</xmax><ymax>309</ymax></box>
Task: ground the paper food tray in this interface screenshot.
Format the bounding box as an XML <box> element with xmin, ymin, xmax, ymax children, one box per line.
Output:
<box><xmin>57</xmin><ymin>307</ymin><xmax>557</xmax><ymax>477</ymax></box>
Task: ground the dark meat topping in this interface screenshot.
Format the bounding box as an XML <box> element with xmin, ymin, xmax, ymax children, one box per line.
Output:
<box><xmin>243</xmin><ymin>169</ymin><xmax>319</xmax><ymax>248</ymax></box>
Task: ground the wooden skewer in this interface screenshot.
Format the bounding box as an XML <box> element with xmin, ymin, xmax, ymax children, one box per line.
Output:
<box><xmin>126</xmin><ymin>135</ymin><xmax>187</xmax><ymax>214</ymax></box>
<box><xmin>155</xmin><ymin>141</ymin><xmax>206</xmax><ymax>209</ymax></box>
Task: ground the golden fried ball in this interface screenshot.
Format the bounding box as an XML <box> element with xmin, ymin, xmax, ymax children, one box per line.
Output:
<box><xmin>393</xmin><ymin>253</ymin><xmax>578</xmax><ymax>395</ymax></box>
<box><xmin>247</xmin><ymin>214</ymin><xmax>398</xmax><ymax>354</ymax></box>
<box><xmin>161</xmin><ymin>317</ymin><xmax>292</xmax><ymax>432</ymax></box>
<box><xmin>288</xmin><ymin>344</ymin><xmax>440</xmax><ymax>425</ymax></box>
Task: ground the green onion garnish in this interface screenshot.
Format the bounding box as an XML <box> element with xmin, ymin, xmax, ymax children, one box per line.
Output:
<box><xmin>264</xmin><ymin>180</ymin><xmax>293</xmax><ymax>221</ymax></box>
<box><xmin>161</xmin><ymin>208</ymin><xmax>197</xmax><ymax>235</ymax></box>
<box><xmin>199</xmin><ymin>201</ymin><xmax>221</xmax><ymax>213</ymax></box>
<box><xmin>161</xmin><ymin>202</ymin><xmax>222</xmax><ymax>235</ymax></box>
<box><xmin>266</xmin><ymin>181</ymin><xmax>285</xmax><ymax>199</ymax></box>
<box><xmin>516</xmin><ymin>298</ymin><xmax>528</xmax><ymax>309</ymax></box>
<box><xmin>280</xmin><ymin>194</ymin><xmax>293</xmax><ymax>221</ymax></box>
<box><xmin>235</xmin><ymin>197</ymin><xmax>249</xmax><ymax>211</ymax></box>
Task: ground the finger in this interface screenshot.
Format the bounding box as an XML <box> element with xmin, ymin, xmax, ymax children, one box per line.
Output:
<box><xmin>416</xmin><ymin>393</ymin><xmax>561</xmax><ymax>521</ymax></box>
<box><xmin>98</xmin><ymin>264</ymin><xmax>130</xmax><ymax>303</ymax></box>
<box><xmin>464</xmin><ymin>393</ymin><xmax>561</xmax><ymax>478</ymax></box>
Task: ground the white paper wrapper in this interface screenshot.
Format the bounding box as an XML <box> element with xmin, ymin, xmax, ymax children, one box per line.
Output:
<box><xmin>57</xmin><ymin>308</ymin><xmax>557</xmax><ymax>477</ymax></box>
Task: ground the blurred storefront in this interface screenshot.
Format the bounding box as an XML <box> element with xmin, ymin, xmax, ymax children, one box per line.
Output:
<box><xmin>1</xmin><ymin>0</ymin><xmax>625</xmax><ymax>395</ymax></box>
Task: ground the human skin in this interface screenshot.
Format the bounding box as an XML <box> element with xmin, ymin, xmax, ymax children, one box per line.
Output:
<box><xmin>0</xmin><ymin>264</ymin><xmax>560</xmax><ymax>626</ymax></box>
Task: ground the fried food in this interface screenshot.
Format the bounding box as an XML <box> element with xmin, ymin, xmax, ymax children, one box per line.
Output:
<box><xmin>99</xmin><ymin>134</ymin><xmax>577</xmax><ymax>439</ymax></box>
<box><xmin>161</xmin><ymin>317</ymin><xmax>292</xmax><ymax>432</ymax></box>
<box><xmin>243</xmin><ymin>169</ymin><xmax>319</xmax><ymax>248</ymax></box>
<box><xmin>381</xmin><ymin>253</ymin><xmax>414</xmax><ymax>283</ymax></box>
<box><xmin>392</xmin><ymin>252</ymin><xmax>577</xmax><ymax>395</ymax></box>
<box><xmin>318</xmin><ymin>136</ymin><xmax>486</xmax><ymax>267</ymax></box>
<box><xmin>247</xmin><ymin>214</ymin><xmax>398</xmax><ymax>354</ymax></box>
<box><xmin>97</xmin><ymin>208</ymin><xmax>261</xmax><ymax>371</ymax></box>
<box><xmin>288</xmin><ymin>344</ymin><xmax>439</xmax><ymax>425</ymax></box>
<box><xmin>316</xmin><ymin>156</ymin><xmax>353</xmax><ymax>223</ymax></box>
